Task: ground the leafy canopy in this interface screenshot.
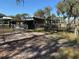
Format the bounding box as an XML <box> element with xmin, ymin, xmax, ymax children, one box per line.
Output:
<box><xmin>56</xmin><ymin>0</ymin><xmax>79</xmax><ymax>18</ymax></box>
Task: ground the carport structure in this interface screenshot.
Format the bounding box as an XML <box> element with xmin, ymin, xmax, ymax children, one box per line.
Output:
<box><xmin>0</xmin><ymin>16</ymin><xmax>13</xmax><ymax>28</ymax></box>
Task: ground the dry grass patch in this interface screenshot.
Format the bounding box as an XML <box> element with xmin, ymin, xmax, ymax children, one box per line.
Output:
<box><xmin>58</xmin><ymin>47</ymin><xmax>79</xmax><ymax>59</ymax></box>
<box><xmin>0</xmin><ymin>28</ymin><xmax>13</xmax><ymax>34</ymax></box>
<box><xmin>57</xmin><ymin>32</ymin><xmax>77</xmax><ymax>40</ymax></box>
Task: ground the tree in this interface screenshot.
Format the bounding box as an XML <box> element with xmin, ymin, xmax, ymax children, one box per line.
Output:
<box><xmin>43</xmin><ymin>6</ymin><xmax>53</xmax><ymax>29</ymax></box>
<box><xmin>34</xmin><ymin>6</ymin><xmax>52</xmax><ymax>18</ymax></box>
<box><xmin>43</xmin><ymin>6</ymin><xmax>52</xmax><ymax>18</ymax></box>
<box><xmin>34</xmin><ymin>6</ymin><xmax>57</xmax><ymax>31</ymax></box>
<box><xmin>15</xmin><ymin>14</ymin><xmax>22</xmax><ymax>21</ymax></box>
<box><xmin>34</xmin><ymin>9</ymin><xmax>44</xmax><ymax>17</ymax></box>
<box><xmin>56</xmin><ymin>0</ymin><xmax>79</xmax><ymax>36</ymax></box>
<box><xmin>50</xmin><ymin>14</ymin><xmax>56</xmax><ymax>20</ymax></box>
<box><xmin>20</xmin><ymin>13</ymin><xmax>29</xmax><ymax>19</ymax></box>
<box><xmin>0</xmin><ymin>13</ymin><xmax>6</xmax><ymax>18</ymax></box>
<box><xmin>14</xmin><ymin>13</ymin><xmax>29</xmax><ymax>21</ymax></box>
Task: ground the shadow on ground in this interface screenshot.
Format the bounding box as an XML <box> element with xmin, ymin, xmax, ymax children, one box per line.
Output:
<box><xmin>0</xmin><ymin>33</ymin><xmax>78</xmax><ymax>59</ymax></box>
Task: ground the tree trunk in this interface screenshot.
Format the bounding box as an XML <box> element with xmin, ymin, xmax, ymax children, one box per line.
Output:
<box><xmin>74</xmin><ymin>26</ymin><xmax>78</xmax><ymax>36</ymax></box>
<box><xmin>74</xmin><ymin>17</ymin><xmax>78</xmax><ymax>37</ymax></box>
<box><xmin>67</xmin><ymin>17</ymin><xmax>70</xmax><ymax>31</ymax></box>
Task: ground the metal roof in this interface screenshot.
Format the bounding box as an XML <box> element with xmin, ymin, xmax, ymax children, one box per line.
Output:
<box><xmin>0</xmin><ymin>17</ymin><xmax>13</xmax><ymax>20</ymax></box>
<box><xmin>23</xmin><ymin>17</ymin><xmax>34</xmax><ymax>21</ymax></box>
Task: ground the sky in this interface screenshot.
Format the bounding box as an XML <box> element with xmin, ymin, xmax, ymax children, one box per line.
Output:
<box><xmin>0</xmin><ymin>0</ymin><xmax>60</xmax><ymax>16</ymax></box>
